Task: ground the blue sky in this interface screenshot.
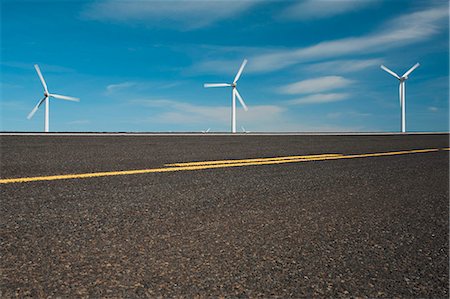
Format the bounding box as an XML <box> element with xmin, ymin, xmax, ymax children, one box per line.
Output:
<box><xmin>1</xmin><ymin>0</ymin><xmax>448</xmax><ymax>132</ymax></box>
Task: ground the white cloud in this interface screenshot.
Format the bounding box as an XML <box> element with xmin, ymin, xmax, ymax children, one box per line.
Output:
<box><xmin>304</xmin><ymin>58</ymin><xmax>384</xmax><ymax>74</ymax></box>
<box><xmin>288</xmin><ymin>93</ymin><xmax>349</xmax><ymax>105</ymax></box>
<box><xmin>128</xmin><ymin>98</ymin><xmax>364</xmax><ymax>131</ymax></box>
<box><xmin>240</xmin><ymin>4</ymin><xmax>447</xmax><ymax>73</ymax></box>
<box><xmin>106</xmin><ymin>82</ymin><xmax>137</xmax><ymax>94</ymax></box>
<box><xmin>279</xmin><ymin>0</ymin><xmax>379</xmax><ymax>20</ymax></box>
<box><xmin>1</xmin><ymin>62</ymin><xmax>74</xmax><ymax>73</ymax></box>
<box><xmin>82</xmin><ymin>0</ymin><xmax>261</xmax><ymax>30</ymax></box>
<box><xmin>129</xmin><ymin>98</ymin><xmax>285</xmax><ymax>125</ymax></box>
<box><xmin>0</xmin><ymin>82</ymin><xmax>23</xmax><ymax>89</ymax></box>
<box><xmin>0</xmin><ymin>100</ymin><xmax>29</xmax><ymax>110</ymax></box>
<box><xmin>186</xmin><ymin>5</ymin><xmax>447</xmax><ymax>76</ymax></box>
<box><xmin>191</xmin><ymin>59</ymin><xmax>248</xmax><ymax>77</ymax></box>
<box><xmin>129</xmin><ymin>99</ymin><xmax>176</xmax><ymax>108</ymax></box>
<box><xmin>279</xmin><ymin>76</ymin><xmax>353</xmax><ymax>95</ymax></box>
<box><xmin>326</xmin><ymin>111</ymin><xmax>371</xmax><ymax>119</ymax></box>
<box><xmin>106</xmin><ymin>81</ymin><xmax>184</xmax><ymax>95</ymax></box>
<box><xmin>428</xmin><ymin>106</ymin><xmax>439</xmax><ymax>112</ymax></box>
<box><xmin>67</xmin><ymin>119</ymin><xmax>91</xmax><ymax>125</ymax></box>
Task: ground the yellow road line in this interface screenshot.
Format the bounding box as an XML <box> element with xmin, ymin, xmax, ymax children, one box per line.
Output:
<box><xmin>165</xmin><ymin>153</ymin><xmax>343</xmax><ymax>167</ymax></box>
<box><xmin>0</xmin><ymin>148</ymin><xmax>445</xmax><ymax>184</ymax></box>
<box><xmin>342</xmin><ymin>148</ymin><xmax>440</xmax><ymax>158</ymax></box>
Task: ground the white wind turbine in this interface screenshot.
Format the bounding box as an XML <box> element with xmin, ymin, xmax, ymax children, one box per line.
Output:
<box><xmin>204</xmin><ymin>59</ymin><xmax>249</xmax><ymax>133</ymax></box>
<box><xmin>27</xmin><ymin>64</ymin><xmax>80</xmax><ymax>132</ymax></box>
<box><xmin>380</xmin><ymin>63</ymin><xmax>420</xmax><ymax>133</ymax></box>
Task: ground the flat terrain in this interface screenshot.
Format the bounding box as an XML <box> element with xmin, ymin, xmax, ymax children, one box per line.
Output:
<box><xmin>1</xmin><ymin>134</ymin><xmax>448</xmax><ymax>297</ymax></box>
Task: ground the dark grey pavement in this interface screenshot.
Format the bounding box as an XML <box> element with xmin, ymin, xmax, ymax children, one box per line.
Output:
<box><xmin>1</xmin><ymin>134</ymin><xmax>449</xmax><ymax>297</ymax></box>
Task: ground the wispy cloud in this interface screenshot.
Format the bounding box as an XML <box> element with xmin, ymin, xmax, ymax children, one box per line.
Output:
<box><xmin>1</xmin><ymin>61</ymin><xmax>74</xmax><ymax>73</ymax></box>
<box><xmin>105</xmin><ymin>81</ymin><xmax>183</xmax><ymax>95</ymax></box>
<box><xmin>250</xmin><ymin>5</ymin><xmax>448</xmax><ymax>72</ymax></box>
<box><xmin>0</xmin><ymin>82</ymin><xmax>24</xmax><ymax>89</ymax></box>
<box><xmin>190</xmin><ymin>59</ymin><xmax>248</xmax><ymax>77</ymax></box>
<box><xmin>304</xmin><ymin>58</ymin><xmax>384</xmax><ymax>74</ymax></box>
<box><xmin>67</xmin><ymin>119</ymin><xmax>91</xmax><ymax>125</ymax></box>
<box><xmin>428</xmin><ymin>106</ymin><xmax>439</xmax><ymax>112</ymax></box>
<box><xmin>279</xmin><ymin>0</ymin><xmax>379</xmax><ymax>20</ymax></box>
<box><xmin>326</xmin><ymin>111</ymin><xmax>371</xmax><ymax>119</ymax></box>
<box><xmin>0</xmin><ymin>100</ymin><xmax>29</xmax><ymax>110</ymax></box>
<box><xmin>279</xmin><ymin>76</ymin><xmax>353</xmax><ymax>95</ymax></box>
<box><xmin>129</xmin><ymin>98</ymin><xmax>361</xmax><ymax>132</ymax></box>
<box><xmin>106</xmin><ymin>81</ymin><xmax>137</xmax><ymax>94</ymax></box>
<box><xmin>129</xmin><ymin>98</ymin><xmax>284</xmax><ymax>126</ymax></box>
<box><xmin>82</xmin><ymin>0</ymin><xmax>261</xmax><ymax>30</ymax></box>
<box><xmin>288</xmin><ymin>93</ymin><xmax>350</xmax><ymax>105</ymax></box>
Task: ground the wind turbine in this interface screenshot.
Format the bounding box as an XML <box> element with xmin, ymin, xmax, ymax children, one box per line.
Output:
<box><xmin>202</xmin><ymin>128</ymin><xmax>211</xmax><ymax>133</ymax></box>
<box><xmin>380</xmin><ymin>63</ymin><xmax>420</xmax><ymax>133</ymax></box>
<box><xmin>27</xmin><ymin>64</ymin><xmax>80</xmax><ymax>132</ymax></box>
<box><xmin>204</xmin><ymin>59</ymin><xmax>249</xmax><ymax>133</ymax></box>
<box><xmin>241</xmin><ymin>126</ymin><xmax>250</xmax><ymax>133</ymax></box>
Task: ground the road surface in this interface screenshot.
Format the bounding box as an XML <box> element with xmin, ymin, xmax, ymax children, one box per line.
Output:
<box><xmin>1</xmin><ymin>133</ymin><xmax>448</xmax><ymax>297</ymax></box>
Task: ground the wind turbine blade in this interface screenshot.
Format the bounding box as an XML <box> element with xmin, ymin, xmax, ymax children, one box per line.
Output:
<box><xmin>402</xmin><ymin>62</ymin><xmax>420</xmax><ymax>78</ymax></box>
<box><xmin>27</xmin><ymin>97</ymin><xmax>46</xmax><ymax>119</ymax></box>
<box><xmin>234</xmin><ymin>89</ymin><xmax>248</xmax><ymax>111</ymax></box>
<box><xmin>380</xmin><ymin>65</ymin><xmax>400</xmax><ymax>79</ymax></box>
<box><xmin>34</xmin><ymin>64</ymin><xmax>48</xmax><ymax>93</ymax></box>
<box><xmin>49</xmin><ymin>93</ymin><xmax>80</xmax><ymax>102</ymax></box>
<box><xmin>233</xmin><ymin>59</ymin><xmax>248</xmax><ymax>84</ymax></box>
<box><xmin>204</xmin><ymin>83</ymin><xmax>231</xmax><ymax>88</ymax></box>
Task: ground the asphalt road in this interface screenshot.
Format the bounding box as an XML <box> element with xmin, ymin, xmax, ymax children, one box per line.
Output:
<box><xmin>1</xmin><ymin>134</ymin><xmax>448</xmax><ymax>297</ymax></box>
